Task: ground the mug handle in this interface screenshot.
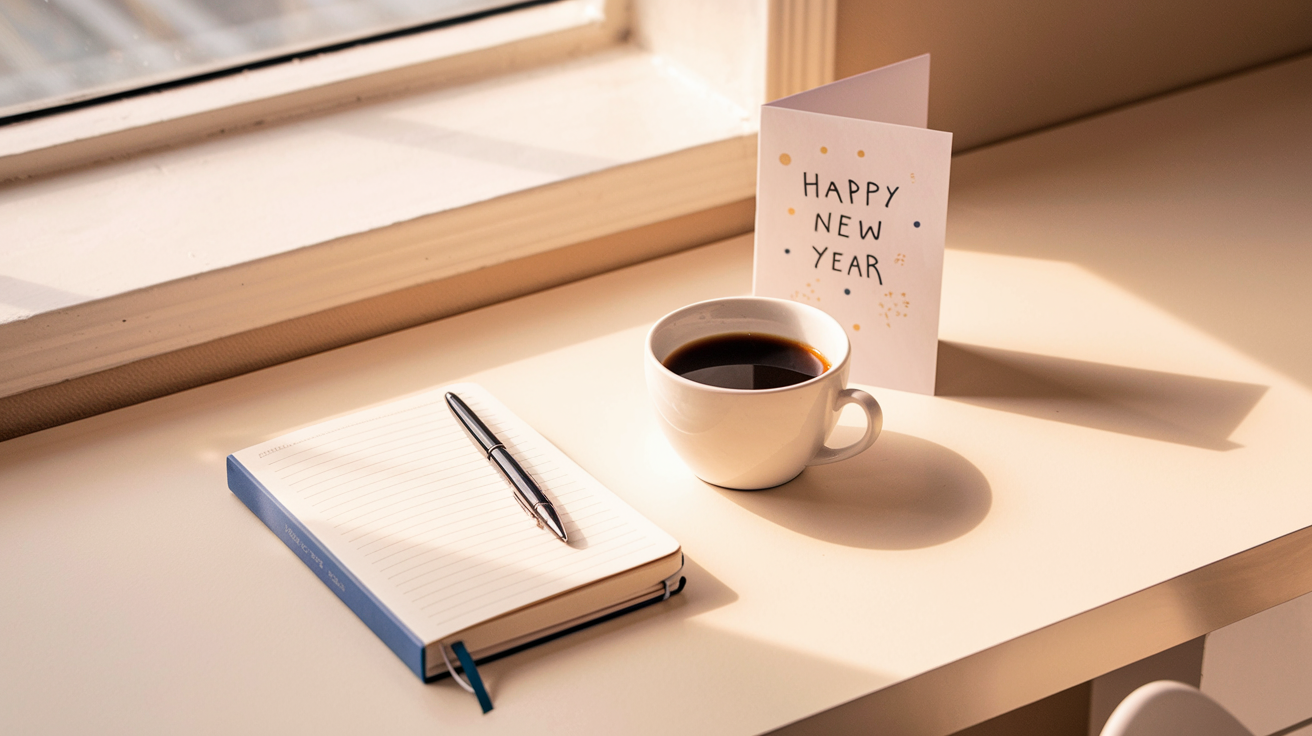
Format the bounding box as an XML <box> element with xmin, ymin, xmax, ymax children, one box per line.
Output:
<box><xmin>807</xmin><ymin>388</ymin><xmax>883</xmax><ymax>466</ymax></box>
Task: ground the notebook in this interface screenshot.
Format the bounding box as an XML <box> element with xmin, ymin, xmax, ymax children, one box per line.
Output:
<box><xmin>226</xmin><ymin>382</ymin><xmax>684</xmax><ymax>703</ymax></box>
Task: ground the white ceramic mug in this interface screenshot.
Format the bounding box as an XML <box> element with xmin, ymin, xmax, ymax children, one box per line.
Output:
<box><xmin>645</xmin><ymin>296</ymin><xmax>883</xmax><ymax>490</ymax></box>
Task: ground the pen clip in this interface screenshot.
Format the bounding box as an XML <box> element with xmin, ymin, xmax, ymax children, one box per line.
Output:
<box><xmin>512</xmin><ymin>491</ymin><xmax>544</xmax><ymax>529</ymax></box>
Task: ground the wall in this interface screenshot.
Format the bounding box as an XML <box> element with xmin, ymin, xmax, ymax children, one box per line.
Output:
<box><xmin>834</xmin><ymin>0</ymin><xmax>1312</xmax><ymax>151</ymax></box>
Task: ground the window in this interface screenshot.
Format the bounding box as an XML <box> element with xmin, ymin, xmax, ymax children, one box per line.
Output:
<box><xmin>0</xmin><ymin>0</ymin><xmax>836</xmax><ymax>440</ymax></box>
<box><xmin>0</xmin><ymin>0</ymin><xmax>529</xmax><ymax>120</ymax></box>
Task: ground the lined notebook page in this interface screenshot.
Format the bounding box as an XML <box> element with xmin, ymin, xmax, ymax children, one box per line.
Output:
<box><xmin>232</xmin><ymin>383</ymin><xmax>679</xmax><ymax>644</ymax></box>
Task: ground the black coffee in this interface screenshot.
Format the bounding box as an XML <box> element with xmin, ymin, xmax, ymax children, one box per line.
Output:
<box><xmin>663</xmin><ymin>333</ymin><xmax>830</xmax><ymax>390</ymax></box>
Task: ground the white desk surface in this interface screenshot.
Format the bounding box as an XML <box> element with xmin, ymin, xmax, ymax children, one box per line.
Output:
<box><xmin>2</xmin><ymin>55</ymin><xmax>1310</xmax><ymax>736</ymax></box>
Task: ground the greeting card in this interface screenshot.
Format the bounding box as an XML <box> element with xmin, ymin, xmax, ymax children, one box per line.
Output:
<box><xmin>753</xmin><ymin>55</ymin><xmax>951</xmax><ymax>395</ymax></box>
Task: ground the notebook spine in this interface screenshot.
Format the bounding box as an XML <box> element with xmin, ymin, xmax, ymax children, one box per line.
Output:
<box><xmin>226</xmin><ymin>455</ymin><xmax>427</xmax><ymax>680</ymax></box>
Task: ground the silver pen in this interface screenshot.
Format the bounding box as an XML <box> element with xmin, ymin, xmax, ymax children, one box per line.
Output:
<box><xmin>445</xmin><ymin>392</ymin><xmax>568</xmax><ymax>543</ymax></box>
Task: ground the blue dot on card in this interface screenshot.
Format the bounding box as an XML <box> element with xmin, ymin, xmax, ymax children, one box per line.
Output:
<box><xmin>913</xmin><ymin>221</ymin><xmax>920</xmax><ymax>228</ymax></box>
<box><xmin>844</xmin><ymin>288</ymin><xmax>851</xmax><ymax>295</ymax></box>
<box><xmin>784</xmin><ymin>248</ymin><xmax>790</xmax><ymax>254</ymax></box>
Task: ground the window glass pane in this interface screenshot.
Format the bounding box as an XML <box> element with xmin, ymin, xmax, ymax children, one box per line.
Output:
<box><xmin>0</xmin><ymin>0</ymin><xmax>531</xmax><ymax>120</ymax></box>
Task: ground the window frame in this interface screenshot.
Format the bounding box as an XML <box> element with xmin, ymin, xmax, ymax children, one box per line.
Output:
<box><xmin>0</xmin><ymin>0</ymin><xmax>836</xmax><ymax>441</ymax></box>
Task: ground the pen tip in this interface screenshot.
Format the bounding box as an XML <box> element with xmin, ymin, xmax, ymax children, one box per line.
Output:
<box><xmin>541</xmin><ymin>506</ymin><xmax>568</xmax><ymax>543</ymax></box>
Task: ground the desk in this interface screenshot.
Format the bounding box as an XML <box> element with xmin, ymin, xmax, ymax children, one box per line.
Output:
<box><xmin>2</xmin><ymin>55</ymin><xmax>1310</xmax><ymax>736</ymax></box>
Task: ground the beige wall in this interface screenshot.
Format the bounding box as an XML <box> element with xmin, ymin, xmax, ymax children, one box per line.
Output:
<box><xmin>835</xmin><ymin>0</ymin><xmax>1312</xmax><ymax>152</ymax></box>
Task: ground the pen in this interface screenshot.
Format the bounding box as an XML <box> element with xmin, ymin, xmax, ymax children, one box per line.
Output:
<box><xmin>445</xmin><ymin>392</ymin><xmax>568</xmax><ymax>543</ymax></box>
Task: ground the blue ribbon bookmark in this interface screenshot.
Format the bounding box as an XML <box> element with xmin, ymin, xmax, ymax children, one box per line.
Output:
<box><xmin>451</xmin><ymin>641</ymin><xmax>493</xmax><ymax>713</ymax></box>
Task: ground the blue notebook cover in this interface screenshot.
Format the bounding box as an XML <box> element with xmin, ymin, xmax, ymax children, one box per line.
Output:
<box><xmin>228</xmin><ymin>454</ymin><xmax>430</xmax><ymax>679</ymax></box>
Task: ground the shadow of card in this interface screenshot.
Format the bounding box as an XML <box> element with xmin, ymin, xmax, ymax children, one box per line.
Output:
<box><xmin>936</xmin><ymin>341</ymin><xmax>1267</xmax><ymax>451</ymax></box>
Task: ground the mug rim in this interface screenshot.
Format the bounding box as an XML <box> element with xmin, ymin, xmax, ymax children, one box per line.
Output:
<box><xmin>645</xmin><ymin>295</ymin><xmax>851</xmax><ymax>395</ymax></box>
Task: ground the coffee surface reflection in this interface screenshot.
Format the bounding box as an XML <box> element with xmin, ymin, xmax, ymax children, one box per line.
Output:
<box><xmin>663</xmin><ymin>333</ymin><xmax>830</xmax><ymax>390</ymax></box>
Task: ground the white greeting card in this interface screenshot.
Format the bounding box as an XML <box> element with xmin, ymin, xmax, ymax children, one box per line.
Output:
<box><xmin>753</xmin><ymin>55</ymin><xmax>952</xmax><ymax>395</ymax></box>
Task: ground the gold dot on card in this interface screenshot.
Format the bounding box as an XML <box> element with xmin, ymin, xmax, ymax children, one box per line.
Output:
<box><xmin>857</xmin><ymin>150</ymin><xmax>865</xmax><ymax>158</ymax></box>
<box><xmin>779</xmin><ymin>153</ymin><xmax>792</xmax><ymax>165</ymax></box>
<box><xmin>853</xmin><ymin>324</ymin><xmax>861</xmax><ymax>331</ymax></box>
<box><xmin>820</xmin><ymin>146</ymin><xmax>828</xmax><ymax>154</ymax></box>
<box><xmin>788</xmin><ymin>207</ymin><xmax>795</xmax><ymax>215</ymax></box>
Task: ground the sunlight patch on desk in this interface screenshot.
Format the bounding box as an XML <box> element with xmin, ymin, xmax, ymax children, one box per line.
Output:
<box><xmin>946</xmin><ymin>55</ymin><xmax>1312</xmax><ymax>389</ymax></box>
<box><xmin>939</xmin><ymin>249</ymin><xmax>1289</xmax><ymax>447</ymax></box>
<box><xmin>642</xmin><ymin>424</ymin><xmax>694</xmax><ymax>484</ymax></box>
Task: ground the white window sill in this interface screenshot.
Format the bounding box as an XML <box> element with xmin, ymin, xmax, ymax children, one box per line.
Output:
<box><xmin>0</xmin><ymin>46</ymin><xmax>762</xmax><ymax>402</ymax></box>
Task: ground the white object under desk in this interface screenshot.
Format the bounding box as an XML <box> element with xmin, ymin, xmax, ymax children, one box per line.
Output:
<box><xmin>2</xmin><ymin>55</ymin><xmax>1310</xmax><ymax>735</ymax></box>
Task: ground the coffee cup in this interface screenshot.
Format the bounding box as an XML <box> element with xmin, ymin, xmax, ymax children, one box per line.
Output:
<box><xmin>645</xmin><ymin>296</ymin><xmax>882</xmax><ymax>490</ymax></box>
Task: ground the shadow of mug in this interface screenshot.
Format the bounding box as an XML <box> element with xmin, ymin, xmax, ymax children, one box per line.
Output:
<box><xmin>714</xmin><ymin>431</ymin><xmax>991</xmax><ymax>550</ymax></box>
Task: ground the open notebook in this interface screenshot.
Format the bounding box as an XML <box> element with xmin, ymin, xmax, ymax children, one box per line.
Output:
<box><xmin>227</xmin><ymin>383</ymin><xmax>683</xmax><ymax>702</ymax></box>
